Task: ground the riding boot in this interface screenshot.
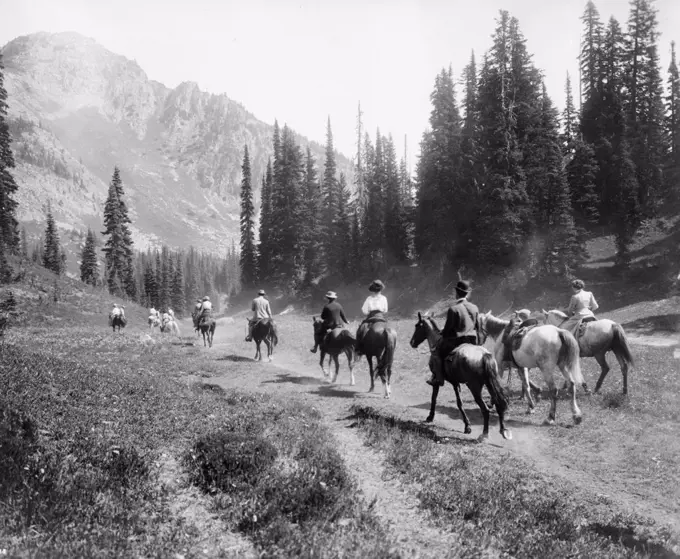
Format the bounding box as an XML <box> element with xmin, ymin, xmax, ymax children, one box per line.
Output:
<box><xmin>310</xmin><ymin>344</ymin><xmax>318</xmax><ymax>354</ymax></box>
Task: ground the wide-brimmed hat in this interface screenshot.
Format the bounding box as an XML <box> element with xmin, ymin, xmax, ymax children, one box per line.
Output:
<box><xmin>325</xmin><ymin>291</ymin><xmax>337</xmax><ymax>299</ymax></box>
<box><xmin>369</xmin><ymin>279</ymin><xmax>385</xmax><ymax>292</ymax></box>
<box><xmin>203</xmin><ymin>296</ymin><xmax>210</xmax><ymax>301</ymax></box>
<box><xmin>258</xmin><ymin>289</ymin><xmax>266</xmax><ymax>296</ymax></box>
<box><xmin>455</xmin><ymin>280</ymin><xmax>472</xmax><ymax>294</ymax></box>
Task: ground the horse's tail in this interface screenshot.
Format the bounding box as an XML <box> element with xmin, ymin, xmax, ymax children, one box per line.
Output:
<box><xmin>377</xmin><ymin>328</ymin><xmax>397</xmax><ymax>379</ymax></box>
<box><xmin>611</xmin><ymin>323</ymin><xmax>634</xmax><ymax>368</ymax></box>
<box><xmin>482</xmin><ymin>352</ymin><xmax>508</xmax><ymax>415</ymax></box>
<box><xmin>558</xmin><ymin>329</ymin><xmax>584</xmax><ymax>385</ymax></box>
<box><xmin>269</xmin><ymin>321</ymin><xmax>279</xmax><ymax>347</ymax></box>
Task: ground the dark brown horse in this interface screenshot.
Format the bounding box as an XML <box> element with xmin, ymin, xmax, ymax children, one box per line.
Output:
<box><xmin>191</xmin><ymin>310</ymin><xmax>201</xmax><ymax>337</ymax></box>
<box><xmin>110</xmin><ymin>314</ymin><xmax>126</xmax><ymax>333</ymax></box>
<box><xmin>410</xmin><ymin>313</ymin><xmax>511</xmax><ymax>442</ymax></box>
<box><xmin>249</xmin><ymin>318</ymin><xmax>278</xmax><ymax>361</ymax></box>
<box><xmin>312</xmin><ymin>318</ymin><xmax>356</xmax><ymax>385</ymax></box>
<box><xmin>198</xmin><ymin>315</ymin><xmax>216</xmax><ymax>348</ymax></box>
<box><xmin>356</xmin><ymin>317</ymin><xmax>398</xmax><ymax>399</ymax></box>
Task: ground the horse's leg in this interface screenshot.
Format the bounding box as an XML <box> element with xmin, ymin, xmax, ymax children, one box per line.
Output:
<box><xmin>319</xmin><ymin>350</ymin><xmax>329</xmax><ymax>377</ymax></box>
<box><xmin>426</xmin><ymin>385</ymin><xmax>440</xmax><ymax>423</ymax></box>
<box><xmin>557</xmin><ymin>361</ymin><xmax>583</xmax><ymax>425</ymax></box>
<box><xmin>265</xmin><ymin>339</ymin><xmax>272</xmax><ymax>362</ymax></box>
<box><xmin>593</xmin><ymin>352</ymin><xmax>611</xmax><ymax>394</ymax></box>
<box><xmin>367</xmin><ymin>356</ymin><xmax>375</xmax><ymax>393</ymax></box>
<box><xmin>345</xmin><ymin>348</ymin><xmax>356</xmax><ymax>386</ymax></box>
<box><xmin>518</xmin><ymin>367</ymin><xmax>536</xmax><ymax>414</ymax></box>
<box><xmin>541</xmin><ymin>366</ymin><xmax>558</xmax><ymax>426</ymax></box>
<box><xmin>470</xmin><ymin>382</ymin><xmax>491</xmax><ymax>442</ymax></box>
<box><xmin>612</xmin><ymin>349</ymin><xmax>629</xmax><ymax>395</ymax></box>
<box><xmin>331</xmin><ymin>354</ymin><xmax>340</xmax><ymax>383</ymax></box>
<box><xmin>452</xmin><ymin>383</ymin><xmax>472</xmax><ymax>434</ymax></box>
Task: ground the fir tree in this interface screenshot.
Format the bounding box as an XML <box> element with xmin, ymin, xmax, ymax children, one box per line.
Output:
<box><xmin>0</xmin><ymin>53</ymin><xmax>20</xmax><ymax>253</ymax></box>
<box><xmin>580</xmin><ymin>1</ymin><xmax>604</xmax><ymax>101</ymax></box>
<box><xmin>561</xmin><ymin>72</ymin><xmax>579</xmax><ymax>153</ymax></box>
<box><xmin>0</xmin><ymin>242</ymin><xmax>11</xmax><ymax>284</ymax></box>
<box><xmin>321</xmin><ymin>118</ymin><xmax>339</xmax><ymax>274</ymax></box>
<box><xmin>144</xmin><ymin>261</ymin><xmax>158</xmax><ymax>308</ymax></box>
<box><xmin>239</xmin><ymin>145</ymin><xmax>258</xmax><ymax>287</ymax></box>
<box><xmin>665</xmin><ymin>41</ymin><xmax>680</xmax><ymax>200</ymax></box>
<box><xmin>101</xmin><ymin>167</ymin><xmax>135</xmax><ymax>297</ymax></box>
<box><xmin>20</xmin><ymin>227</ymin><xmax>28</xmax><ymax>258</ymax></box>
<box><xmin>42</xmin><ymin>203</ymin><xmax>62</xmax><ymax>275</ymax></box>
<box><xmin>258</xmin><ymin>159</ymin><xmax>273</xmax><ymax>282</ymax></box>
<box><xmin>171</xmin><ymin>252</ymin><xmax>185</xmax><ymax>315</ymax></box>
<box><xmin>80</xmin><ymin>228</ymin><xmax>99</xmax><ymax>286</ymax></box>
<box><xmin>301</xmin><ymin>146</ymin><xmax>322</xmax><ymax>287</ymax></box>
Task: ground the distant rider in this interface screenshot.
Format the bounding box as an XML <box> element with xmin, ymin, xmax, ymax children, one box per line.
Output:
<box><xmin>426</xmin><ymin>280</ymin><xmax>480</xmax><ymax>387</ymax></box>
<box><xmin>310</xmin><ymin>291</ymin><xmax>349</xmax><ymax>353</ymax></box>
<box><xmin>197</xmin><ymin>296</ymin><xmax>213</xmax><ymax>324</ymax></box>
<box><xmin>561</xmin><ymin>279</ymin><xmax>599</xmax><ymax>336</ymax></box>
<box><xmin>356</xmin><ymin>280</ymin><xmax>388</xmax><ymax>355</ymax></box>
<box><xmin>246</xmin><ymin>289</ymin><xmax>273</xmax><ymax>342</ymax></box>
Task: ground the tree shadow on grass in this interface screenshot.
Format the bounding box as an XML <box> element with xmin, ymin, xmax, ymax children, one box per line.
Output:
<box><xmin>261</xmin><ymin>373</ymin><xmax>323</xmax><ymax>386</ymax></box>
<box><xmin>622</xmin><ymin>313</ymin><xmax>680</xmax><ymax>335</ymax></box>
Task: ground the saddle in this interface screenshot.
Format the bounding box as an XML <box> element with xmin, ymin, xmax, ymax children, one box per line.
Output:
<box><xmin>576</xmin><ymin>316</ymin><xmax>597</xmax><ymax>339</ymax></box>
<box><xmin>502</xmin><ymin>318</ymin><xmax>539</xmax><ymax>365</ymax></box>
<box><xmin>364</xmin><ymin>310</ymin><xmax>386</xmax><ymax>324</ymax></box>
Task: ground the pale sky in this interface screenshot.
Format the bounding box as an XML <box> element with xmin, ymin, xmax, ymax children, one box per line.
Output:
<box><xmin>2</xmin><ymin>0</ymin><xmax>680</xmax><ymax>168</ymax></box>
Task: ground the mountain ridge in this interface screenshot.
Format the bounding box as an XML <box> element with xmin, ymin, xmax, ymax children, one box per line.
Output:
<box><xmin>1</xmin><ymin>31</ymin><xmax>353</xmax><ymax>262</ymax></box>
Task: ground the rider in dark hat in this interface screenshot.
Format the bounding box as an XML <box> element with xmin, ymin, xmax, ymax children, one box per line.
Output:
<box><xmin>356</xmin><ymin>280</ymin><xmax>388</xmax><ymax>356</ymax></box>
<box><xmin>310</xmin><ymin>291</ymin><xmax>349</xmax><ymax>353</ymax></box>
<box><xmin>426</xmin><ymin>280</ymin><xmax>480</xmax><ymax>387</ymax></box>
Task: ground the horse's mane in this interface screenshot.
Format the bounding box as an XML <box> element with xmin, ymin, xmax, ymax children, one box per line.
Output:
<box><xmin>483</xmin><ymin>314</ymin><xmax>509</xmax><ymax>337</ymax></box>
<box><xmin>426</xmin><ymin>316</ymin><xmax>441</xmax><ymax>333</ymax></box>
<box><xmin>549</xmin><ymin>309</ymin><xmax>568</xmax><ymax>319</ymax></box>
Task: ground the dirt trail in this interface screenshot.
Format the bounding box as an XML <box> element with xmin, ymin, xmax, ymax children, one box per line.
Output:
<box><xmin>197</xmin><ymin>318</ymin><xmax>680</xmax><ymax>545</ymax></box>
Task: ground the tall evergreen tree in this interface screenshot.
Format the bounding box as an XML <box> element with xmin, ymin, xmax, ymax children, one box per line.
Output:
<box><xmin>561</xmin><ymin>72</ymin><xmax>579</xmax><ymax>153</ymax></box>
<box><xmin>258</xmin><ymin>159</ymin><xmax>273</xmax><ymax>282</ymax></box>
<box><xmin>0</xmin><ymin>53</ymin><xmax>19</xmax><ymax>253</ymax></box>
<box><xmin>101</xmin><ymin>167</ymin><xmax>135</xmax><ymax>297</ymax></box>
<box><xmin>301</xmin><ymin>146</ymin><xmax>322</xmax><ymax>287</ymax></box>
<box><xmin>321</xmin><ymin>118</ymin><xmax>340</xmax><ymax>275</ymax></box>
<box><xmin>42</xmin><ymin>203</ymin><xmax>62</xmax><ymax>275</ymax></box>
<box><xmin>143</xmin><ymin>261</ymin><xmax>158</xmax><ymax>308</ymax></box>
<box><xmin>171</xmin><ymin>252</ymin><xmax>185</xmax><ymax>315</ymax></box>
<box><xmin>354</xmin><ymin>102</ymin><xmax>368</xmax><ymax>219</ymax></box>
<box><xmin>80</xmin><ymin>228</ymin><xmax>99</xmax><ymax>286</ymax></box>
<box><xmin>580</xmin><ymin>1</ymin><xmax>604</xmax><ymax>102</ymax></box>
<box><xmin>239</xmin><ymin>145</ymin><xmax>258</xmax><ymax>287</ymax></box>
<box><xmin>665</xmin><ymin>41</ymin><xmax>680</xmax><ymax>200</ymax></box>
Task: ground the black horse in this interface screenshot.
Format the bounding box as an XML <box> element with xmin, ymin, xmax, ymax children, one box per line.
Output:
<box><xmin>110</xmin><ymin>314</ymin><xmax>126</xmax><ymax>333</ymax></box>
<box><xmin>409</xmin><ymin>313</ymin><xmax>511</xmax><ymax>442</ymax></box>
<box><xmin>249</xmin><ymin>318</ymin><xmax>278</xmax><ymax>361</ymax></box>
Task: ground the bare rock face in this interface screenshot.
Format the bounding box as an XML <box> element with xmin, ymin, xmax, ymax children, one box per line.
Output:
<box><xmin>1</xmin><ymin>31</ymin><xmax>351</xmax><ymax>262</ymax></box>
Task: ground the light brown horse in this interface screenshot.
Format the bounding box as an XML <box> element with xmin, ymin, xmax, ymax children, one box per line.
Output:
<box><xmin>480</xmin><ymin>312</ymin><xmax>584</xmax><ymax>427</ymax></box>
<box><xmin>312</xmin><ymin>318</ymin><xmax>356</xmax><ymax>385</ymax></box>
<box><xmin>355</xmin><ymin>315</ymin><xmax>398</xmax><ymax>399</ymax></box>
<box><xmin>540</xmin><ymin>309</ymin><xmax>634</xmax><ymax>394</ymax></box>
<box><xmin>198</xmin><ymin>314</ymin><xmax>216</xmax><ymax>348</ymax></box>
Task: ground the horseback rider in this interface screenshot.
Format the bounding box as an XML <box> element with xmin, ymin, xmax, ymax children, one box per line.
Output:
<box><xmin>310</xmin><ymin>291</ymin><xmax>350</xmax><ymax>353</ymax></box>
<box><xmin>246</xmin><ymin>289</ymin><xmax>273</xmax><ymax>342</ymax></box>
<box><xmin>197</xmin><ymin>296</ymin><xmax>213</xmax><ymax>324</ymax></box>
<box><xmin>561</xmin><ymin>279</ymin><xmax>599</xmax><ymax>337</ymax></box>
<box><xmin>426</xmin><ymin>280</ymin><xmax>480</xmax><ymax>387</ymax></box>
<box><xmin>168</xmin><ymin>308</ymin><xmax>175</xmax><ymax>321</ymax></box>
<box><xmin>356</xmin><ymin>280</ymin><xmax>388</xmax><ymax>355</ymax></box>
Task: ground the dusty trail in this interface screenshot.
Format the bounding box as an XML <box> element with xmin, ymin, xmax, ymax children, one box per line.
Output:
<box><xmin>195</xmin><ymin>317</ymin><xmax>680</xmax><ymax>543</ymax></box>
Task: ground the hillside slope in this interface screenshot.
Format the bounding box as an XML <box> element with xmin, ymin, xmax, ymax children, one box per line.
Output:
<box><xmin>1</xmin><ymin>31</ymin><xmax>353</xmax><ymax>260</ymax></box>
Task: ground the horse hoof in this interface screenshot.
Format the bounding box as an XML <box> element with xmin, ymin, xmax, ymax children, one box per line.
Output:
<box><xmin>573</xmin><ymin>415</ymin><xmax>583</xmax><ymax>425</ymax></box>
<box><xmin>543</xmin><ymin>418</ymin><xmax>556</xmax><ymax>426</ymax></box>
<box><xmin>350</xmin><ymin>381</ymin><xmax>356</xmax><ymax>386</ymax></box>
<box><xmin>501</xmin><ymin>429</ymin><xmax>512</xmax><ymax>440</ymax></box>
<box><xmin>464</xmin><ymin>426</ymin><xmax>472</xmax><ymax>435</ymax></box>
<box><xmin>425</xmin><ymin>416</ymin><xmax>434</xmax><ymax>423</ymax></box>
<box><xmin>368</xmin><ymin>387</ymin><xmax>375</xmax><ymax>393</ymax></box>
<box><xmin>476</xmin><ymin>434</ymin><xmax>488</xmax><ymax>443</ymax></box>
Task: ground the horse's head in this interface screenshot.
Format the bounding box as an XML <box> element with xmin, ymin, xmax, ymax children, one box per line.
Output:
<box><xmin>312</xmin><ymin>316</ymin><xmax>324</xmax><ymax>335</ymax></box>
<box><xmin>410</xmin><ymin>312</ymin><xmax>430</xmax><ymax>349</ymax></box>
<box><xmin>542</xmin><ymin>308</ymin><xmax>567</xmax><ymax>326</ymax></box>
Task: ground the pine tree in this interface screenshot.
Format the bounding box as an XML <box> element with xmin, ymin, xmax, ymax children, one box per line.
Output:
<box><xmin>239</xmin><ymin>145</ymin><xmax>258</xmax><ymax>287</ymax></box>
<box><xmin>580</xmin><ymin>1</ymin><xmax>604</xmax><ymax>102</ymax></box>
<box><xmin>567</xmin><ymin>140</ymin><xmax>600</xmax><ymax>227</ymax></box>
<box><xmin>20</xmin><ymin>227</ymin><xmax>28</xmax><ymax>258</ymax></box>
<box><xmin>383</xmin><ymin>135</ymin><xmax>409</xmax><ymax>263</ymax></box>
<box><xmin>144</xmin><ymin>261</ymin><xmax>158</xmax><ymax>308</ymax></box>
<box><xmin>301</xmin><ymin>146</ymin><xmax>322</xmax><ymax>287</ymax></box>
<box><xmin>42</xmin><ymin>203</ymin><xmax>62</xmax><ymax>275</ymax></box>
<box><xmin>624</xmin><ymin>0</ymin><xmax>665</xmax><ymax>216</ymax></box>
<box><xmin>101</xmin><ymin>167</ymin><xmax>135</xmax><ymax>297</ymax></box>
<box><xmin>561</xmin><ymin>73</ymin><xmax>579</xmax><ymax>153</ymax></box>
<box><xmin>258</xmin><ymin>159</ymin><xmax>273</xmax><ymax>282</ymax></box>
<box><xmin>160</xmin><ymin>246</ymin><xmax>171</xmax><ymax>310</ymax></box>
<box><xmin>80</xmin><ymin>228</ymin><xmax>99</xmax><ymax>286</ymax></box>
<box><xmin>665</xmin><ymin>41</ymin><xmax>680</xmax><ymax>201</ymax></box>
<box><xmin>336</xmin><ymin>173</ymin><xmax>353</xmax><ymax>280</ymax></box>
<box><xmin>0</xmin><ymin>242</ymin><xmax>11</xmax><ymax>284</ymax></box>
<box><xmin>171</xmin><ymin>252</ymin><xmax>185</xmax><ymax>315</ymax></box>
<box><xmin>354</xmin><ymin>102</ymin><xmax>368</xmax><ymax>219</ymax></box>
<box><xmin>321</xmin><ymin>118</ymin><xmax>339</xmax><ymax>275</ymax></box>
<box><xmin>0</xmin><ymin>53</ymin><xmax>20</xmax><ymax>253</ymax></box>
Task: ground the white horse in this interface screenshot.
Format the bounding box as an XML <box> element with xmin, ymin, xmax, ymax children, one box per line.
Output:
<box><xmin>480</xmin><ymin>312</ymin><xmax>585</xmax><ymax>426</ymax></box>
<box><xmin>160</xmin><ymin>318</ymin><xmax>181</xmax><ymax>337</ymax></box>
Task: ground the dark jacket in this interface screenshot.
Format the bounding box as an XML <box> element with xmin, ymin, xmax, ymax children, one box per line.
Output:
<box><xmin>441</xmin><ymin>298</ymin><xmax>479</xmax><ymax>341</ymax></box>
<box><xmin>321</xmin><ymin>301</ymin><xmax>348</xmax><ymax>329</ymax></box>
